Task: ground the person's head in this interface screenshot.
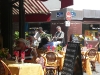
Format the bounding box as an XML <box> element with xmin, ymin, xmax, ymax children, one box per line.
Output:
<box><xmin>56</xmin><ymin>26</ymin><xmax>61</xmax><ymax>32</ymax></box>
<box><xmin>38</xmin><ymin>27</ymin><xmax>43</xmax><ymax>33</ymax></box>
<box><xmin>35</xmin><ymin>29</ymin><xmax>39</xmax><ymax>33</ymax></box>
<box><xmin>27</xmin><ymin>35</ymin><xmax>33</xmax><ymax>42</ymax></box>
<box><xmin>16</xmin><ymin>38</ymin><xmax>26</xmax><ymax>50</ymax></box>
<box><xmin>41</xmin><ymin>38</ymin><xmax>49</xmax><ymax>45</ymax></box>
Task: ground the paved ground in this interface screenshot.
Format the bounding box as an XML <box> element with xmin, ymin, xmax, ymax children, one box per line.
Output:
<box><xmin>84</xmin><ymin>62</ymin><xmax>100</xmax><ymax>75</ymax></box>
<box><xmin>59</xmin><ymin>62</ymin><xmax>100</xmax><ymax>75</ymax></box>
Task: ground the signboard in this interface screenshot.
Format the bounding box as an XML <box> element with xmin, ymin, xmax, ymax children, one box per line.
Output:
<box><xmin>65</xmin><ymin>21</ymin><xmax>70</xmax><ymax>27</ymax></box>
<box><xmin>71</xmin><ymin>10</ymin><xmax>76</xmax><ymax>17</ymax></box>
<box><xmin>90</xmin><ymin>24</ymin><xmax>100</xmax><ymax>30</ymax></box>
<box><xmin>66</xmin><ymin>11</ymin><xmax>72</xmax><ymax>21</ymax></box>
<box><xmin>61</xmin><ymin>42</ymin><xmax>83</xmax><ymax>75</ymax></box>
<box><xmin>56</xmin><ymin>12</ymin><xmax>64</xmax><ymax>18</ymax></box>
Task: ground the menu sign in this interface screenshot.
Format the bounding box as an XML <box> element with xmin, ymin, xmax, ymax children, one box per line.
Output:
<box><xmin>61</xmin><ymin>42</ymin><xmax>83</xmax><ymax>75</ymax></box>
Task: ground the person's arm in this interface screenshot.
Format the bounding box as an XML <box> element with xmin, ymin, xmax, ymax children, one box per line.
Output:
<box><xmin>31</xmin><ymin>48</ymin><xmax>38</xmax><ymax>57</ymax></box>
<box><xmin>52</xmin><ymin>32</ymin><xmax>57</xmax><ymax>41</ymax></box>
<box><xmin>34</xmin><ymin>32</ymin><xmax>38</xmax><ymax>40</ymax></box>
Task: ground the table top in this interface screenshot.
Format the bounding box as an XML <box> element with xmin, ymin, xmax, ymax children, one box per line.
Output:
<box><xmin>8</xmin><ymin>63</ymin><xmax>41</xmax><ymax>67</ymax></box>
<box><xmin>8</xmin><ymin>63</ymin><xmax>44</xmax><ymax>75</ymax></box>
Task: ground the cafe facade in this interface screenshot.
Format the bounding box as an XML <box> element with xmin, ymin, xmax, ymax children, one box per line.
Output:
<box><xmin>51</xmin><ymin>7</ymin><xmax>100</xmax><ymax>48</ymax></box>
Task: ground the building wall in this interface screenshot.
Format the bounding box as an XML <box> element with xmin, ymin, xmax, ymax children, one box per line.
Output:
<box><xmin>51</xmin><ymin>8</ymin><xmax>66</xmax><ymax>20</ymax></box>
<box><xmin>67</xmin><ymin>21</ymin><xmax>82</xmax><ymax>42</ymax></box>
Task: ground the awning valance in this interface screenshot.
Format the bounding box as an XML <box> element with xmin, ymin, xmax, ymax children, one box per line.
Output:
<box><xmin>13</xmin><ymin>0</ymin><xmax>50</xmax><ymax>15</ymax></box>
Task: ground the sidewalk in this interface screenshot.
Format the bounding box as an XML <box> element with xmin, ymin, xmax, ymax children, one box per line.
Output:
<box><xmin>84</xmin><ymin>62</ymin><xmax>100</xmax><ymax>75</ymax></box>
<box><xmin>59</xmin><ymin>62</ymin><xmax>100</xmax><ymax>75</ymax></box>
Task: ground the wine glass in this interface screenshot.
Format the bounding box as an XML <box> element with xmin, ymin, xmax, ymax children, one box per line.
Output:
<box><xmin>21</xmin><ymin>51</ymin><xmax>25</xmax><ymax>64</ymax></box>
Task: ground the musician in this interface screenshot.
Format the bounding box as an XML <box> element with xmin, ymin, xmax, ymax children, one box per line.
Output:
<box><xmin>33</xmin><ymin>27</ymin><xmax>45</xmax><ymax>47</ymax></box>
<box><xmin>52</xmin><ymin>26</ymin><xmax>65</xmax><ymax>46</ymax></box>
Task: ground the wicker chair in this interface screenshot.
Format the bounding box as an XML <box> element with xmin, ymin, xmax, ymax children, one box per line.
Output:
<box><xmin>44</xmin><ymin>51</ymin><xmax>59</xmax><ymax>75</ymax></box>
<box><xmin>85</xmin><ymin>48</ymin><xmax>98</xmax><ymax>71</ymax></box>
<box><xmin>0</xmin><ymin>60</ymin><xmax>12</xmax><ymax>75</ymax></box>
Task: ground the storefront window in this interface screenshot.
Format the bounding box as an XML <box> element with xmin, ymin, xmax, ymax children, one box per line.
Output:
<box><xmin>84</xmin><ymin>30</ymin><xmax>98</xmax><ymax>41</ymax></box>
<box><xmin>82</xmin><ymin>24</ymin><xmax>99</xmax><ymax>41</ymax></box>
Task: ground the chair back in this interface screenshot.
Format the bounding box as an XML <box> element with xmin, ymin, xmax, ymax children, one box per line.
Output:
<box><xmin>87</xmin><ymin>48</ymin><xmax>97</xmax><ymax>58</ymax></box>
<box><xmin>85</xmin><ymin>48</ymin><xmax>97</xmax><ymax>62</ymax></box>
<box><xmin>0</xmin><ymin>60</ymin><xmax>5</xmax><ymax>75</ymax></box>
<box><xmin>46</xmin><ymin>51</ymin><xmax>57</xmax><ymax>62</ymax></box>
<box><xmin>0</xmin><ymin>60</ymin><xmax>12</xmax><ymax>75</ymax></box>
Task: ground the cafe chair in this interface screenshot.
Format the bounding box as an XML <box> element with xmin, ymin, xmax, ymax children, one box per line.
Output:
<box><xmin>0</xmin><ymin>60</ymin><xmax>5</xmax><ymax>75</ymax></box>
<box><xmin>0</xmin><ymin>60</ymin><xmax>12</xmax><ymax>75</ymax></box>
<box><xmin>81</xmin><ymin>54</ymin><xmax>86</xmax><ymax>72</ymax></box>
<box><xmin>43</xmin><ymin>51</ymin><xmax>59</xmax><ymax>75</ymax></box>
<box><xmin>85</xmin><ymin>48</ymin><xmax>98</xmax><ymax>71</ymax></box>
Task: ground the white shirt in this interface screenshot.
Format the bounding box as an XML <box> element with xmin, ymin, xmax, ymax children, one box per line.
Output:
<box><xmin>33</xmin><ymin>32</ymin><xmax>45</xmax><ymax>46</ymax></box>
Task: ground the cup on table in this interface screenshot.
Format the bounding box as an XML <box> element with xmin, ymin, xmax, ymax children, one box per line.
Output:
<box><xmin>21</xmin><ymin>51</ymin><xmax>25</xmax><ymax>64</ymax></box>
<box><xmin>47</xmin><ymin>46</ymin><xmax>50</xmax><ymax>51</ymax></box>
<box><xmin>52</xmin><ymin>46</ymin><xmax>55</xmax><ymax>51</ymax></box>
<box><xmin>14</xmin><ymin>51</ymin><xmax>19</xmax><ymax>63</ymax></box>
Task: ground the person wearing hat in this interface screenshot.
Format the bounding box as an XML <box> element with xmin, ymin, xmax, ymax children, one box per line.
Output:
<box><xmin>52</xmin><ymin>26</ymin><xmax>65</xmax><ymax>46</ymax></box>
<box><xmin>13</xmin><ymin>38</ymin><xmax>38</xmax><ymax>62</ymax></box>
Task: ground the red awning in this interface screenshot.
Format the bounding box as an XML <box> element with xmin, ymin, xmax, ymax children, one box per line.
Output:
<box><xmin>13</xmin><ymin>0</ymin><xmax>50</xmax><ymax>15</ymax></box>
<box><xmin>13</xmin><ymin>14</ymin><xmax>50</xmax><ymax>22</ymax></box>
<box><xmin>61</xmin><ymin>0</ymin><xmax>73</xmax><ymax>8</ymax></box>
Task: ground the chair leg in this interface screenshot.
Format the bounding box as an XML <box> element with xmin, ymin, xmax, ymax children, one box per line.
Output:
<box><xmin>46</xmin><ymin>69</ymin><xmax>50</xmax><ymax>75</ymax></box>
<box><xmin>58</xmin><ymin>66</ymin><xmax>59</xmax><ymax>75</ymax></box>
<box><xmin>54</xmin><ymin>69</ymin><xmax>57</xmax><ymax>75</ymax></box>
<box><xmin>44</xmin><ymin>68</ymin><xmax>46</xmax><ymax>75</ymax></box>
<box><xmin>90</xmin><ymin>61</ymin><xmax>96</xmax><ymax>71</ymax></box>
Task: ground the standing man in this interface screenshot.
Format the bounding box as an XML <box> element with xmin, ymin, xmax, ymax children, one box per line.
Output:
<box><xmin>52</xmin><ymin>26</ymin><xmax>65</xmax><ymax>46</ymax></box>
<box><xmin>33</xmin><ymin>27</ymin><xmax>45</xmax><ymax>47</ymax></box>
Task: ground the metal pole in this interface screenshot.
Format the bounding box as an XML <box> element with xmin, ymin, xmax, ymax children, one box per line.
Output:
<box><xmin>19</xmin><ymin>0</ymin><xmax>25</xmax><ymax>38</ymax></box>
<box><xmin>1</xmin><ymin>0</ymin><xmax>13</xmax><ymax>54</ymax></box>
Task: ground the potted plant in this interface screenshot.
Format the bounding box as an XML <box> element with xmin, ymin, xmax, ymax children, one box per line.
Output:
<box><xmin>56</xmin><ymin>45</ymin><xmax>63</xmax><ymax>52</ymax></box>
<box><xmin>0</xmin><ymin>48</ymin><xmax>9</xmax><ymax>60</ymax></box>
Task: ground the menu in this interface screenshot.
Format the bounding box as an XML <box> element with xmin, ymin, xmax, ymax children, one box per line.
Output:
<box><xmin>61</xmin><ymin>42</ymin><xmax>83</xmax><ymax>75</ymax></box>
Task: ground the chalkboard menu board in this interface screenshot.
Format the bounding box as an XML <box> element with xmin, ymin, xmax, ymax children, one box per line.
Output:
<box><xmin>61</xmin><ymin>42</ymin><xmax>83</xmax><ymax>75</ymax></box>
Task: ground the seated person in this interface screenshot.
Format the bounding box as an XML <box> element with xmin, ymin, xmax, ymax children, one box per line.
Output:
<box><xmin>52</xmin><ymin>26</ymin><xmax>65</xmax><ymax>47</ymax></box>
<box><xmin>36</xmin><ymin>56</ymin><xmax>45</xmax><ymax>69</ymax></box>
<box><xmin>38</xmin><ymin>37</ymin><xmax>49</xmax><ymax>49</ymax></box>
<box><xmin>43</xmin><ymin>37</ymin><xmax>58</xmax><ymax>49</ymax></box>
<box><xmin>38</xmin><ymin>36</ymin><xmax>58</xmax><ymax>49</ymax></box>
<box><xmin>13</xmin><ymin>38</ymin><xmax>38</xmax><ymax>62</ymax></box>
<box><xmin>26</xmin><ymin>35</ymin><xmax>34</xmax><ymax>47</ymax></box>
